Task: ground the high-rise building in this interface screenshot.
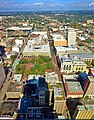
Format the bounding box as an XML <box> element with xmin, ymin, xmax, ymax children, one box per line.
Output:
<box><xmin>66</xmin><ymin>28</ymin><xmax>76</xmax><ymax>46</ymax></box>
<box><xmin>53</xmin><ymin>84</ymin><xmax>66</xmax><ymax>115</ymax></box>
<box><xmin>17</xmin><ymin>75</ymin><xmax>49</xmax><ymax>119</ymax></box>
<box><xmin>73</xmin><ymin>105</ymin><xmax>94</xmax><ymax>119</ymax></box>
<box><xmin>0</xmin><ymin>61</ymin><xmax>6</xmax><ymax>88</ymax></box>
<box><xmin>83</xmin><ymin>76</ymin><xmax>94</xmax><ymax>98</ymax></box>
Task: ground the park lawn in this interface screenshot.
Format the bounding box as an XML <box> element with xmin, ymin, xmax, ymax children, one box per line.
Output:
<box><xmin>15</xmin><ymin>56</ymin><xmax>53</xmax><ymax>75</ymax></box>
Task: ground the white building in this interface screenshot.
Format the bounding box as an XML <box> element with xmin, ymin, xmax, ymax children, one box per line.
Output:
<box><xmin>23</xmin><ymin>39</ymin><xmax>51</xmax><ymax>57</ymax></box>
<box><xmin>12</xmin><ymin>74</ymin><xmax>22</xmax><ymax>82</ymax></box>
<box><xmin>15</xmin><ymin>39</ymin><xmax>23</xmax><ymax>46</ymax></box>
<box><xmin>12</xmin><ymin>46</ymin><xmax>20</xmax><ymax>53</ymax></box>
<box><xmin>66</xmin><ymin>28</ymin><xmax>76</xmax><ymax>46</ymax></box>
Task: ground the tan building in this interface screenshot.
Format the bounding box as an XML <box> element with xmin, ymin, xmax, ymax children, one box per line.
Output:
<box><xmin>60</xmin><ymin>57</ymin><xmax>88</xmax><ymax>74</ymax></box>
<box><xmin>53</xmin><ymin>83</ymin><xmax>66</xmax><ymax>115</ymax></box>
<box><xmin>70</xmin><ymin>53</ymin><xmax>94</xmax><ymax>64</ymax></box>
<box><xmin>87</xmin><ymin>20</ymin><xmax>94</xmax><ymax>24</ymax></box>
<box><xmin>64</xmin><ymin>82</ymin><xmax>84</xmax><ymax>98</ymax></box>
<box><xmin>54</xmin><ymin>99</ymin><xmax>66</xmax><ymax>115</ymax></box>
<box><xmin>6</xmin><ymin>81</ymin><xmax>22</xmax><ymax>99</ymax></box>
<box><xmin>23</xmin><ymin>40</ymin><xmax>51</xmax><ymax>57</ymax></box>
<box><xmin>51</xmin><ymin>34</ymin><xmax>67</xmax><ymax>47</ymax></box>
<box><xmin>45</xmin><ymin>72</ymin><xmax>59</xmax><ymax>84</ymax></box>
<box><xmin>73</xmin><ymin>105</ymin><xmax>94</xmax><ymax>119</ymax></box>
<box><xmin>0</xmin><ymin>62</ymin><xmax>6</xmax><ymax>88</ymax></box>
<box><xmin>83</xmin><ymin>76</ymin><xmax>94</xmax><ymax>98</ymax></box>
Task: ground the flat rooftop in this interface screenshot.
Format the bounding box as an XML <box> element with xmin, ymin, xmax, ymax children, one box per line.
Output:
<box><xmin>76</xmin><ymin>46</ymin><xmax>92</xmax><ymax>54</ymax></box>
<box><xmin>53</xmin><ymin>86</ymin><xmax>63</xmax><ymax>97</ymax></box>
<box><xmin>73</xmin><ymin>60</ymin><xmax>87</xmax><ymax>65</ymax></box>
<box><xmin>13</xmin><ymin>74</ymin><xmax>22</xmax><ymax>82</ymax></box>
<box><xmin>6</xmin><ymin>27</ymin><xmax>32</xmax><ymax>31</ymax></box>
<box><xmin>7</xmin><ymin>81</ymin><xmax>22</xmax><ymax>92</ymax></box>
<box><xmin>78</xmin><ymin>104</ymin><xmax>94</xmax><ymax>111</ymax></box>
<box><xmin>28</xmin><ymin>75</ymin><xmax>44</xmax><ymax>80</ymax></box>
<box><xmin>63</xmin><ymin>74</ymin><xmax>78</xmax><ymax>82</ymax></box>
<box><xmin>88</xmin><ymin>76</ymin><xmax>94</xmax><ymax>82</ymax></box>
<box><xmin>55</xmin><ymin>46</ymin><xmax>77</xmax><ymax>52</ymax></box>
<box><xmin>31</xmin><ymin>31</ymin><xmax>47</xmax><ymax>35</ymax></box>
<box><xmin>45</xmin><ymin>72</ymin><xmax>59</xmax><ymax>83</ymax></box>
<box><xmin>23</xmin><ymin>40</ymin><xmax>50</xmax><ymax>53</ymax></box>
<box><xmin>65</xmin><ymin>82</ymin><xmax>83</xmax><ymax>93</ymax></box>
<box><xmin>0</xmin><ymin>101</ymin><xmax>18</xmax><ymax>116</ymax></box>
<box><xmin>70</xmin><ymin>53</ymin><xmax>94</xmax><ymax>59</ymax></box>
<box><xmin>51</xmin><ymin>34</ymin><xmax>66</xmax><ymax>41</ymax></box>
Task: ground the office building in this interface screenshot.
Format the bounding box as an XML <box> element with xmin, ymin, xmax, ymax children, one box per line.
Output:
<box><xmin>64</xmin><ymin>81</ymin><xmax>84</xmax><ymax>98</ymax></box>
<box><xmin>0</xmin><ymin>61</ymin><xmax>6</xmax><ymax>88</ymax></box>
<box><xmin>23</xmin><ymin>39</ymin><xmax>51</xmax><ymax>57</ymax></box>
<box><xmin>73</xmin><ymin>105</ymin><xmax>94</xmax><ymax>119</ymax></box>
<box><xmin>60</xmin><ymin>56</ymin><xmax>88</xmax><ymax>74</ymax></box>
<box><xmin>6</xmin><ymin>81</ymin><xmax>22</xmax><ymax>99</ymax></box>
<box><xmin>51</xmin><ymin>34</ymin><xmax>67</xmax><ymax>46</ymax></box>
<box><xmin>45</xmin><ymin>72</ymin><xmax>59</xmax><ymax>84</ymax></box>
<box><xmin>66</xmin><ymin>28</ymin><xmax>76</xmax><ymax>46</ymax></box>
<box><xmin>0</xmin><ymin>101</ymin><xmax>18</xmax><ymax>120</ymax></box>
<box><xmin>17</xmin><ymin>76</ymin><xmax>49</xmax><ymax>119</ymax></box>
<box><xmin>53</xmin><ymin>84</ymin><xmax>66</xmax><ymax>115</ymax></box>
<box><xmin>70</xmin><ymin>53</ymin><xmax>94</xmax><ymax>64</ymax></box>
<box><xmin>83</xmin><ymin>76</ymin><xmax>94</xmax><ymax>98</ymax></box>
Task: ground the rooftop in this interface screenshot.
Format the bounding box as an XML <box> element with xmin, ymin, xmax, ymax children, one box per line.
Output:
<box><xmin>70</xmin><ymin>53</ymin><xmax>94</xmax><ymax>59</ymax></box>
<box><xmin>23</xmin><ymin>40</ymin><xmax>50</xmax><ymax>53</ymax></box>
<box><xmin>55</xmin><ymin>46</ymin><xmax>77</xmax><ymax>52</ymax></box>
<box><xmin>73</xmin><ymin>60</ymin><xmax>87</xmax><ymax>65</ymax></box>
<box><xmin>53</xmin><ymin>86</ymin><xmax>63</xmax><ymax>97</ymax></box>
<box><xmin>78</xmin><ymin>104</ymin><xmax>94</xmax><ymax>111</ymax></box>
<box><xmin>51</xmin><ymin>34</ymin><xmax>66</xmax><ymax>41</ymax></box>
<box><xmin>61</xmin><ymin>57</ymin><xmax>72</xmax><ymax>62</ymax></box>
<box><xmin>63</xmin><ymin>74</ymin><xmax>78</xmax><ymax>82</ymax></box>
<box><xmin>6</xmin><ymin>27</ymin><xmax>32</xmax><ymax>31</ymax></box>
<box><xmin>45</xmin><ymin>72</ymin><xmax>59</xmax><ymax>84</ymax></box>
<box><xmin>65</xmin><ymin>82</ymin><xmax>83</xmax><ymax>93</ymax></box>
<box><xmin>0</xmin><ymin>101</ymin><xmax>18</xmax><ymax>116</ymax></box>
<box><xmin>13</xmin><ymin>74</ymin><xmax>22</xmax><ymax>82</ymax></box>
<box><xmin>31</xmin><ymin>31</ymin><xmax>47</xmax><ymax>35</ymax></box>
<box><xmin>28</xmin><ymin>75</ymin><xmax>44</xmax><ymax>80</ymax></box>
<box><xmin>7</xmin><ymin>81</ymin><xmax>22</xmax><ymax>92</ymax></box>
<box><xmin>88</xmin><ymin>76</ymin><xmax>94</xmax><ymax>82</ymax></box>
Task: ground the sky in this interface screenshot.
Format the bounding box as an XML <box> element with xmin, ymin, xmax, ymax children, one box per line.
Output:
<box><xmin>0</xmin><ymin>0</ymin><xmax>94</xmax><ymax>12</ymax></box>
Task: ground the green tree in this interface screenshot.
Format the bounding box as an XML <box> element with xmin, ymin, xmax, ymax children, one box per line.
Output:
<box><xmin>10</xmin><ymin>55</ymin><xmax>16</xmax><ymax>63</ymax></box>
<box><xmin>30</xmin><ymin>59</ymin><xmax>36</xmax><ymax>64</ymax></box>
<box><xmin>16</xmin><ymin>64</ymin><xmax>26</xmax><ymax>73</ymax></box>
<box><xmin>20</xmin><ymin>59</ymin><xmax>29</xmax><ymax>64</ymax></box>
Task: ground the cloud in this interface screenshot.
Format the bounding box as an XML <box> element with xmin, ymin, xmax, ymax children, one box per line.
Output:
<box><xmin>89</xmin><ymin>2</ymin><xmax>94</xmax><ymax>6</ymax></box>
<box><xmin>32</xmin><ymin>2</ymin><xmax>45</xmax><ymax>6</ymax></box>
<box><xmin>0</xmin><ymin>1</ymin><xmax>94</xmax><ymax>11</ymax></box>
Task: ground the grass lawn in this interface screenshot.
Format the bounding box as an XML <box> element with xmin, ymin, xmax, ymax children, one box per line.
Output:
<box><xmin>15</xmin><ymin>56</ymin><xmax>53</xmax><ymax>75</ymax></box>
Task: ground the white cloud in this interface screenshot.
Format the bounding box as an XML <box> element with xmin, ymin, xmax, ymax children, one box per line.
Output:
<box><xmin>32</xmin><ymin>2</ymin><xmax>45</xmax><ymax>6</ymax></box>
<box><xmin>89</xmin><ymin>2</ymin><xmax>94</xmax><ymax>6</ymax></box>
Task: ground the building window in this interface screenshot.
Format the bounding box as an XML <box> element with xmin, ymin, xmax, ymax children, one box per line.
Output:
<box><xmin>66</xmin><ymin>65</ymin><xmax>68</xmax><ymax>70</ymax></box>
<box><xmin>76</xmin><ymin>68</ymin><xmax>78</xmax><ymax>70</ymax></box>
<box><xmin>64</xmin><ymin>65</ymin><xmax>66</xmax><ymax>70</ymax></box>
<box><xmin>69</xmin><ymin>65</ymin><xmax>71</xmax><ymax>70</ymax></box>
<box><xmin>81</xmin><ymin>68</ymin><xmax>83</xmax><ymax>70</ymax></box>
